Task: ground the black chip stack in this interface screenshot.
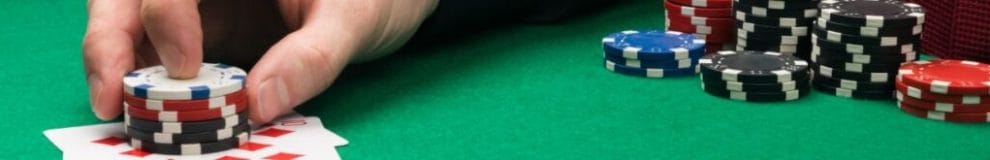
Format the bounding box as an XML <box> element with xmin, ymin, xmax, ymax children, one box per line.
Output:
<box><xmin>810</xmin><ymin>0</ymin><xmax>925</xmax><ymax>99</ymax></box>
<box><xmin>699</xmin><ymin>51</ymin><xmax>812</xmax><ymax>102</ymax></box>
<box><xmin>733</xmin><ymin>0</ymin><xmax>820</xmax><ymax>60</ymax></box>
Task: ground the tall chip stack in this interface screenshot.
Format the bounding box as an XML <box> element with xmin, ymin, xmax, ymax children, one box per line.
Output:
<box><xmin>699</xmin><ymin>51</ymin><xmax>812</xmax><ymax>102</ymax></box>
<box><xmin>663</xmin><ymin>0</ymin><xmax>735</xmax><ymax>54</ymax></box>
<box><xmin>895</xmin><ymin>60</ymin><xmax>990</xmax><ymax>123</ymax></box>
<box><xmin>810</xmin><ymin>0</ymin><xmax>924</xmax><ymax>100</ymax></box>
<box><xmin>902</xmin><ymin>0</ymin><xmax>990</xmax><ymax>63</ymax></box>
<box><xmin>601</xmin><ymin>30</ymin><xmax>704</xmax><ymax>78</ymax></box>
<box><xmin>733</xmin><ymin>0</ymin><xmax>820</xmax><ymax>60</ymax></box>
<box><xmin>121</xmin><ymin>63</ymin><xmax>250</xmax><ymax>155</ymax></box>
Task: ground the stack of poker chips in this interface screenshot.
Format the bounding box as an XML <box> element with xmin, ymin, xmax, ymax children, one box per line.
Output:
<box><xmin>601</xmin><ymin>30</ymin><xmax>704</xmax><ymax>78</ymax></box>
<box><xmin>699</xmin><ymin>51</ymin><xmax>812</xmax><ymax>102</ymax></box>
<box><xmin>810</xmin><ymin>0</ymin><xmax>924</xmax><ymax>100</ymax></box>
<box><xmin>733</xmin><ymin>0</ymin><xmax>820</xmax><ymax>60</ymax></box>
<box><xmin>904</xmin><ymin>0</ymin><xmax>990</xmax><ymax>63</ymax></box>
<box><xmin>122</xmin><ymin>63</ymin><xmax>250</xmax><ymax>155</ymax></box>
<box><xmin>663</xmin><ymin>0</ymin><xmax>735</xmax><ymax>54</ymax></box>
<box><xmin>895</xmin><ymin>60</ymin><xmax>990</xmax><ymax>123</ymax></box>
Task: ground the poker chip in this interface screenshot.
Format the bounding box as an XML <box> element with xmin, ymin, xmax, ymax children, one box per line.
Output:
<box><xmin>702</xmin><ymin>84</ymin><xmax>809</xmax><ymax>102</ymax></box>
<box><xmin>734</xmin><ymin>0</ymin><xmax>820</xmax><ymax>10</ymax></box>
<box><xmin>690</xmin><ymin>32</ymin><xmax>735</xmax><ymax>44</ymax></box>
<box><xmin>813</xmin><ymin>26</ymin><xmax>921</xmax><ymax>47</ymax></box>
<box><xmin>735</xmin><ymin>38</ymin><xmax>812</xmax><ymax>54</ymax></box>
<box><xmin>667</xmin><ymin>12</ymin><xmax>735</xmax><ymax>27</ymax></box>
<box><xmin>668</xmin><ymin>0</ymin><xmax>732</xmax><ymax>8</ymax></box>
<box><xmin>897</xmin><ymin>92</ymin><xmax>990</xmax><ymax>113</ymax></box>
<box><xmin>126</xmin><ymin>111</ymin><xmax>247</xmax><ymax>134</ymax></box>
<box><xmin>701</xmin><ymin>74</ymin><xmax>808</xmax><ymax>92</ymax></box>
<box><xmin>813</xmin><ymin>35</ymin><xmax>916</xmax><ymax>54</ymax></box>
<box><xmin>124</xmin><ymin>90</ymin><xmax>248</xmax><ymax>111</ymax></box>
<box><xmin>813</xmin><ymin>75</ymin><xmax>893</xmax><ymax>91</ymax></box>
<box><xmin>819</xmin><ymin>0</ymin><xmax>926</xmax><ymax>28</ymax></box>
<box><xmin>736</xmin><ymin>22</ymin><xmax>810</xmax><ymax>36</ymax></box>
<box><xmin>896</xmin><ymin>80</ymin><xmax>990</xmax><ymax>105</ymax></box>
<box><xmin>897</xmin><ymin>101</ymin><xmax>990</xmax><ymax>123</ymax></box>
<box><xmin>812</xmin><ymin>46</ymin><xmax>917</xmax><ymax>64</ymax></box>
<box><xmin>734</xmin><ymin>11</ymin><xmax>815</xmax><ymax>27</ymax></box>
<box><xmin>813</xmin><ymin>56</ymin><xmax>902</xmax><ymax>73</ymax></box>
<box><xmin>733</xmin><ymin>2</ymin><xmax>819</xmax><ymax>18</ymax></box>
<box><xmin>604</xmin><ymin>60</ymin><xmax>699</xmax><ymax>78</ymax></box>
<box><xmin>665</xmin><ymin>0</ymin><xmax>733</xmax><ymax>17</ymax></box>
<box><xmin>125</xmin><ymin>122</ymin><xmax>249</xmax><ymax>144</ymax></box>
<box><xmin>602</xmin><ymin>30</ymin><xmax>705</xmax><ymax>60</ymax></box>
<box><xmin>815</xmin><ymin>18</ymin><xmax>923</xmax><ymax>37</ymax></box>
<box><xmin>737</xmin><ymin>30</ymin><xmax>807</xmax><ymax>45</ymax></box>
<box><xmin>125</xmin><ymin>102</ymin><xmax>246</xmax><ymax>122</ymax></box>
<box><xmin>897</xmin><ymin>60</ymin><xmax>990</xmax><ymax>95</ymax></box>
<box><xmin>699</xmin><ymin>51</ymin><xmax>810</xmax><ymax>83</ymax></box>
<box><xmin>814</xmin><ymin>65</ymin><xmax>895</xmax><ymax>83</ymax></box>
<box><xmin>123</xmin><ymin>63</ymin><xmax>247</xmax><ymax>100</ymax></box>
<box><xmin>602</xmin><ymin>53</ymin><xmax>696</xmax><ymax>69</ymax></box>
<box><xmin>813</xmin><ymin>80</ymin><xmax>893</xmax><ymax>99</ymax></box>
<box><xmin>129</xmin><ymin>132</ymin><xmax>249</xmax><ymax>155</ymax></box>
<box><xmin>666</xmin><ymin>21</ymin><xmax>735</xmax><ymax>35</ymax></box>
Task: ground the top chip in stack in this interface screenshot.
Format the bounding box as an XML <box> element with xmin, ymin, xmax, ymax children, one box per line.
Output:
<box><xmin>601</xmin><ymin>30</ymin><xmax>705</xmax><ymax>78</ymax></box>
<box><xmin>733</xmin><ymin>0</ymin><xmax>820</xmax><ymax>60</ymax></box>
<box><xmin>810</xmin><ymin>0</ymin><xmax>924</xmax><ymax>100</ymax></box>
<box><xmin>121</xmin><ymin>63</ymin><xmax>250</xmax><ymax>155</ymax></box>
<box><xmin>663</xmin><ymin>0</ymin><xmax>735</xmax><ymax>54</ymax></box>
<box><xmin>698</xmin><ymin>50</ymin><xmax>812</xmax><ymax>102</ymax></box>
<box><xmin>896</xmin><ymin>60</ymin><xmax>990</xmax><ymax>123</ymax></box>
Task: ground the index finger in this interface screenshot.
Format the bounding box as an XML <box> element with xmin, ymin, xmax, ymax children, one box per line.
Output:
<box><xmin>140</xmin><ymin>0</ymin><xmax>204</xmax><ymax>79</ymax></box>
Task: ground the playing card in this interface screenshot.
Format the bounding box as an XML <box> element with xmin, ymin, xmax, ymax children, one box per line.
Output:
<box><xmin>45</xmin><ymin>115</ymin><xmax>347</xmax><ymax>160</ymax></box>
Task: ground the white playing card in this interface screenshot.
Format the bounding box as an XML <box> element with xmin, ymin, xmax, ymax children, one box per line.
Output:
<box><xmin>45</xmin><ymin>115</ymin><xmax>347</xmax><ymax>160</ymax></box>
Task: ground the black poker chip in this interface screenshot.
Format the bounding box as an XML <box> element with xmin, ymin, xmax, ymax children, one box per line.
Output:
<box><xmin>812</xmin><ymin>75</ymin><xmax>893</xmax><ymax>91</ymax></box>
<box><xmin>125</xmin><ymin>122</ymin><xmax>250</xmax><ymax>144</ymax></box>
<box><xmin>812</xmin><ymin>46</ymin><xmax>916</xmax><ymax>64</ymax></box>
<box><xmin>737</xmin><ymin>22</ymin><xmax>810</xmax><ymax>36</ymax></box>
<box><xmin>733</xmin><ymin>2</ymin><xmax>819</xmax><ymax>18</ymax></box>
<box><xmin>813</xmin><ymin>80</ymin><xmax>893</xmax><ymax>100</ymax></box>
<box><xmin>815</xmin><ymin>18</ymin><xmax>922</xmax><ymax>37</ymax></box>
<box><xmin>813</xmin><ymin>35</ymin><xmax>916</xmax><ymax>54</ymax></box>
<box><xmin>819</xmin><ymin>0</ymin><xmax>926</xmax><ymax>28</ymax></box>
<box><xmin>701</xmin><ymin>74</ymin><xmax>810</xmax><ymax>92</ymax></box>
<box><xmin>736</xmin><ymin>37</ymin><xmax>813</xmax><ymax>56</ymax></box>
<box><xmin>812</xmin><ymin>53</ymin><xmax>903</xmax><ymax>73</ymax></box>
<box><xmin>129</xmin><ymin>132</ymin><xmax>249</xmax><ymax>155</ymax></box>
<box><xmin>703</xmin><ymin>83</ymin><xmax>810</xmax><ymax>102</ymax></box>
<box><xmin>813</xmin><ymin>26</ymin><xmax>921</xmax><ymax>47</ymax></box>
<box><xmin>738</xmin><ymin>30</ymin><xmax>810</xmax><ymax>45</ymax></box>
<box><xmin>735</xmin><ymin>0</ymin><xmax>821</xmax><ymax>10</ymax></box>
<box><xmin>126</xmin><ymin>111</ymin><xmax>247</xmax><ymax>134</ymax></box>
<box><xmin>735</xmin><ymin>11</ymin><xmax>815</xmax><ymax>27</ymax></box>
<box><xmin>700</xmin><ymin>51</ymin><xmax>810</xmax><ymax>83</ymax></box>
<box><xmin>812</xmin><ymin>65</ymin><xmax>897</xmax><ymax>83</ymax></box>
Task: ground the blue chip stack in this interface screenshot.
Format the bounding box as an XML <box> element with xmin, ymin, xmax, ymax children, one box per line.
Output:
<box><xmin>601</xmin><ymin>30</ymin><xmax>706</xmax><ymax>78</ymax></box>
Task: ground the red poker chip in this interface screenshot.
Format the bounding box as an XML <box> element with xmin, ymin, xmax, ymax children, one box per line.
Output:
<box><xmin>896</xmin><ymin>91</ymin><xmax>990</xmax><ymax>113</ymax></box>
<box><xmin>664</xmin><ymin>0</ymin><xmax>732</xmax><ymax>18</ymax></box>
<box><xmin>896</xmin><ymin>80</ymin><xmax>990</xmax><ymax>105</ymax></box>
<box><xmin>898</xmin><ymin>60</ymin><xmax>990</xmax><ymax>95</ymax></box>
<box><xmin>126</xmin><ymin>101</ymin><xmax>247</xmax><ymax>122</ymax></box>
<box><xmin>124</xmin><ymin>90</ymin><xmax>248</xmax><ymax>111</ymax></box>
<box><xmin>691</xmin><ymin>33</ymin><xmax>734</xmax><ymax>44</ymax></box>
<box><xmin>665</xmin><ymin>20</ymin><xmax>734</xmax><ymax>35</ymax></box>
<box><xmin>667</xmin><ymin>0</ymin><xmax>732</xmax><ymax>8</ymax></box>
<box><xmin>898</xmin><ymin>101</ymin><xmax>990</xmax><ymax>123</ymax></box>
<box><xmin>667</xmin><ymin>11</ymin><xmax>735</xmax><ymax>27</ymax></box>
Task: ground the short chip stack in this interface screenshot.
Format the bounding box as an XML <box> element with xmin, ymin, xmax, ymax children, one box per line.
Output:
<box><xmin>895</xmin><ymin>60</ymin><xmax>990</xmax><ymax>123</ymax></box>
<box><xmin>733</xmin><ymin>0</ymin><xmax>820</xmax><ymax>60</ymax></box>
<box><xmin>699</xmin><ymin>51</ymin><xmax>812</xmax><ymax>102</ymax></box>
<box><xmin>122</xmin><ymin>63</ymin><xmax>250</xmax><ymax>155</ymax></box>
<box><xmin>601</xmin><ymin>30</ymin><xmax>705</xmax><ymax>78</ymax></box>
<box><xmin>810</xmin><ymin>0</ymin><xmax>924</xmax><ymax>100</ymax></box>
<box><xmin>663</xmin><ymin>0</ymin><xmax>735</xmax><ymax>53</ymax></box>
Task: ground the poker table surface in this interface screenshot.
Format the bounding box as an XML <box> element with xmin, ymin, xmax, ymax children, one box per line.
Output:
<box><xmin>2</xmin><ymin>0</ymin><xmax>987</xmax><ymax>159</ymax></box>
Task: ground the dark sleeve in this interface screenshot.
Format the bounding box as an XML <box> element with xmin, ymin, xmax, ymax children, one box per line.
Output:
<box><xmin>401</xmin><ymin>0</ymin><xmax>621</xmax><ymax>50</ymax></box>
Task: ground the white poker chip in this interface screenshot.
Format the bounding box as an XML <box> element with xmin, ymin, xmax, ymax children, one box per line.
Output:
<box><xmin>124</xmin><ymin>63</ymin><xmax>246</xmax><ymax>100</ymax></box>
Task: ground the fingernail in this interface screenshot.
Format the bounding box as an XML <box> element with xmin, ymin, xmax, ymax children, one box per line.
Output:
<box><xmin>88</xmin><ymin>75</ymin><xmax>111</xmax><ymax>120</ymax></box>
<box><xmin>257</xmin><ymin>77</ymin><xmax>290</xmax><ymax>121</ymax></box>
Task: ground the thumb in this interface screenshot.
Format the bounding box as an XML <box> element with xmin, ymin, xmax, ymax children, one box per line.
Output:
<box><xmin>245</xmin><ymin>30</ymin><xmax>356</xmax><ymax>123</ymax></box>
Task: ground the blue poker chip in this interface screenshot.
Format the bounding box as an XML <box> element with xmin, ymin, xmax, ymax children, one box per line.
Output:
<box><xmin>602</xmin><ymin>30</ymin><xmax>706</xmax><ymax>60</ymax></box>
<box><xmin>602</xmin><ymin>53</ymin><xmax>698</xmax><ymax>69</ymax></box>
<box><xmin>604</xmin><ymin>59</ymin><xmax>698</xmax><ymax>78</ymax></box>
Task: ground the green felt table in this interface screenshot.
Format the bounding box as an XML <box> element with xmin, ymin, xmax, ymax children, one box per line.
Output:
<box><xmin>1</xmin><ymin>0</ymin><xmax>987</xmax><ymax>159</ymax></box>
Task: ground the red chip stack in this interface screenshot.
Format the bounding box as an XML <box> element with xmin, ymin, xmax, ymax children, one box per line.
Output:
<box><xmin>663</xmin><ymin>0</ymin><xmax>735</xmax><ymax>54</ymax></box>
<box><xmin>902</xmin><ymin>0</ymin><xmax>990</xmax><ymax>63</ymax></box>
<box><xmin>895</xmin><ymin>60</ymin><xmax>990</xmax><ymax>123</ymax></box>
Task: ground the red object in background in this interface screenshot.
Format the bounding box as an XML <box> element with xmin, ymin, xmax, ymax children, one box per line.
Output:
<box><xmin>902</xmin><ymin>0</ymin><xmax>990</xmax><ymax>63</ymax></box>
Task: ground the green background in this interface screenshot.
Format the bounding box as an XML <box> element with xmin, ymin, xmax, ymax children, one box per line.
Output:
<box><xmin>1</xmin><ymin>0</ymin><xmax>987</xmax><ymax>159</ymax></box>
